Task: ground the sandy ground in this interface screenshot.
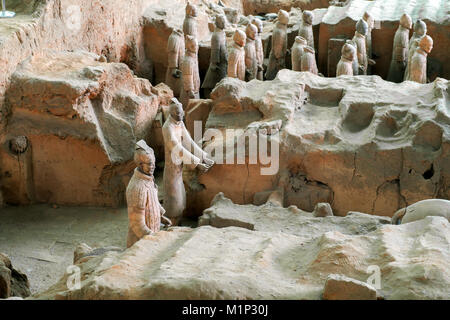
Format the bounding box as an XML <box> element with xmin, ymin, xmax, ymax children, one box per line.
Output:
<box><xmin>0</xmin><ymin>170</ymin><xmax>197</xmax><ymax>295</ymax></box>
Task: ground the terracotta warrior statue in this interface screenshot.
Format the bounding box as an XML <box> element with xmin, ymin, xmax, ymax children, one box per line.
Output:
<box><xmin>363</xmin><ymin>11</ymin><xmax>374</xmax><ymax>74</ymax></box>
<box><xmin>162</xmin><ymin>98</ymin><xmax>214</xmax><ymax>225</ymax></box>
<box><xmin>300</xmin><ymin>45</ymin><xmax>319</xmax><ymax>75</ymax></box>
<box><xmin>336</xmin><ymin>42</ymin><xmax>357</xmax><ymax>76</ymax></box>
<box><xmin>228</xmin><ymin>29</ymin><xmax>246</xmax><ymax>80</ymax></box>
<box><xmin>251</xmin><ymin>17</ymin><xmax>264</xmax><ymax>80</ymax></box>
<box><xmin>126</xmin><ymin>140</ymin><xmax>171</xmax><ymax>248</ymax></box>
<box><xmin>245</xmin><ymin>23</ymin><xmax>258</xmax><ymax>81</ymax></box>
<box><xmin>183</xmin><ymin>2</ymin><xmax>198</xmax><ymax>39</ymax></box>
<box><xmin>265</xmin><ymin>9</ymin><xmax>289</xmax><ymax>80</ymax></box>
<box><xmin>202</xmin><ymin>14</ymin><xmax>228</xmax><ymax>98</ymax></box>
<box><xmin>166</xmin><ymin>29</ymin><xmax>185</xmax><ymax>97</ymax></box>
<box><xmin>345</xmin><ymin>39</ymin><xmax>359</xmax><ymax>76</ymax></box>
<box><xmin>352</xmin><ymin>19</ymin><xmax>373</xmax><ymax>75</ymax></box>
<box><xmin>407</xmin><ymin>35</ymin><xmax>433</xmax><ymax>84</ymax></box>
<box><xmin>180</xmin><ymin>35</ymin><xmax>200</xmax><ymax>109</ymax></box>
<box><xmin>404</xmin><ymin>19</ymin><xmax>427</xmax><ymax>81</ymax></box>
<box><xmin>291</xmin><ymin>36</ymin><xmax>307</xmax><ymax>71</ymax></box>
<box><xmin>387</xmin><ymin>13</ymin><xmax>412</xmax><ymax>83</ymax></box>
<box><xmin>298</xmin><ymin>10</ymin><xmax>314</xmax><ymax>49</ymax></box>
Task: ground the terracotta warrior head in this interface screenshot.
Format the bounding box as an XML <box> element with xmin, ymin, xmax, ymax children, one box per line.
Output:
<box><xmin>400</xmin><ymin>13</ymin><xmax>412</xmax><ymax>29</ymax></box>
<box><xmin>185</xmin><ymin>35</ymin><xmax>198</xmax><ymax>54</ymax></box>
<box><xmin>341</xmin><ymin>42</ymin><xmax>356</xmax><ymax>60</ymax></box>
<box><xmin>169</xmin><ymin>98</ymin><xmax>184</xmax><ymax>121</ymax></box>
<box><xmin>246</xmin><ymin>23</ymin><xmax>257</xmax><ymax>40</ymax></box>
<box><xmin>215</xmin><ymin>14</ymin><xmax>226</xmax><ymax>30</ymax></box>
<box><xmin>295</xmin><ymin>36</ymin><xmax>307</xmax><ymax>45</ymax></box>
<box><xmin>363</xmin><ymin>11</ymin><xmax>374</xmax><ymax>29</ymax></box>
<box><xmin>251</xmin><ymin>17</ymin><xmax>263</xmax><ymax>33</ymax></box>
<box><xmin>356</xmin><ymin>19</ymin><xmax>368</xmax><ymax>36</ymax></box>
<box><xmin>302</xmin><ymin>10</ymin><xmax>313</xmax><ymax>25</ymax></box>
<box><xmin>278</xmin><ymin>9</ymin><xmax>289</xmax><ymax>25</ymax></box>
<box><xmin>414</xmin><ymin>19</ymin><xmax>427</xmax><ymax>37</ymax></box>
<box><xmin>186</xmin><ymin>2</ymin><xmax>198</xmax><ymax>18</ymax></box>
<box><xmin>233</xmin><ymin>29</ymin><xmax>246</xmax><ymax>47</ymax></box>
<box><xmin>419</xmin><ymin>35</ymin><xmax>433</xmax><ymax>54</ymax></box>
<box><xmin>134</xmin><ymin>140</ymin><xmax>156</xmax><ymax>176</ymax></box>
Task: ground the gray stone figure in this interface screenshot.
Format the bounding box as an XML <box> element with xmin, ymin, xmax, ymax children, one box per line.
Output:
<box><xmin>251</xmin><ymin>18</ymin><xmax>264</xmax><ymax>80</ymax></box>
<box><xmin>162</xmin><ymin>98</ymin><xmax>214</xmax><ymax>226</ymax></box>
<box><xmin>126</xmin><ymin>140</ymin><xmax>171</xmax><ymax>248</ymax></box>
<box><xmin>180</xmin><ymin>35</ymin><xmax>200</xmax><ymax>109</ymax></box>
<box><xmin>301</xmin><ymin>45</ymin><xmax>319</xmax><ymax>75</ymax></box>
<box><xmin>245</xmin><ymin>23</ymin><xmax>258</xmax><ymax>81</ymax></box>
<box><xmin>404</xmin><ymin>19</ymin><xmax>427</xmax><ymax>81</ymax></box>
<box><xmin>387</xmin><ymin>13</ymin><xmax>412</xmax><ymax>83</ymax></box>
<box><xmin>298</xmin><ymin>10</ymin><xmax>314</xmax><ymax>48</ymax></box>
<box><xmin>228</xmin><ymin>29</ymin><xmax>246</xmax><ymax>80</ymax></box>
<box><xmin>291</xmin><ymin>36</ymin><xmax>307</xmax><ymax>71</ymax></box>
<box><xmin>363</xmin><ymin>11</ymin><xmax>374</xmax><ymax>74</ymax></box>
<box><xmin>165</xmin><ymin>29</ymin><xmax>185</xmax><ymax>97</ymax></box>
<box><xmin>265</xmin><ymin>9</ymin><xmax>289</xmax><ymax>80</ymax></box>
<box><xmin>336</xmin><ymin>42</ymin><xmax>356</xmax><ymax>76</ymax></box>
<box><xmin>352</xmin><ymin>19</ymin><xmax>369</xmax><ymax>75</ymax></box>
<box><xmin>201</xmin><ymin>15</ymin><xmax>228</xmax><ymax>97</ymax></box>
<box><xmin>183</xmin><ymin>2</ymin><xmax>198</xmax><ymax>39</ymax></box>
<box><xmin>407</xmin><ymin>35</ymin><xmax>433</xmax><ymax>84</ymax></box>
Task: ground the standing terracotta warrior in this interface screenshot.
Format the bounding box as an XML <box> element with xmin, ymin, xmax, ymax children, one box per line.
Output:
<box><xmin>228</xmin><ymin>29</ymin><xmax>246</xmax><ymax>80</ymax></box>
<box><xmin>291</xmin><ymin>36</ymin><xmax>307</xmax><ymax>71</ymax></box>
<box><xmin>245</xmin><ymin>23</ymin><xmax>258</xmax><ymax>81</ymax></box>
<box><xmin>162</xmin><ymin>98</ymin><xmax>214</xmax><ymax>225</ymax></box>
<box><xmin>363</xmin><ymin>11</ymin><xmax>374</xmax><ymax>74</ymax></box>
<box><xmin>166</xmin><ymin>29</ymin><xmax>185</xmax><ymax>97</ymax></box>
<box><xmin>336</xmin><ymin>42</ymin><xmax>357</xmax><ymax>76</ymax></box>
<box><xmin>352</xmin><ymin>19</ymin><xmax>369</xmax><ymax>75</ymax></box>
<box><xmin>404</xmin><ymin>19</ymin><xmax>427</xmax><ymax>81</ymax></box>
<box><xmin>251</xmin><ymin>18</ymin><xmax>264</xmax><ymax>80</ymax></box>
<box><xmin>265</xmin><ymin>9</ymin><xmax>289</xmax><ymax>80</ymax></box>
<box><xmin>180</xmin><ymin>35</ymin><xmax>200</xmax><ymax>109</ymax></box>
<box><xmin>345</xmin><ymin>39</ymin><xmax>359</xmax><ymax>76</ymax></box>
<box><xmin>387</xmin><ymin>13</ymin><xmax>412</xmax><ymax>83</ymax></box>
<box><xmin>183</xmin><ymin>2</ymin><xmax>198</xmax><ymax>39</ymax></box>
<box><xmin>407</xmin><ymin>35</ymin><xmax>433</xmax><ymax>84</ymax></box>
<box><xmin>298</xmin><ymin>10</ymin><xmax>314</xmax><ymax>48</ymax></box>
<box><xmin>301</xmin><ymin>46</ymin><xmax>319</xmax><ymax>75</ymax></box>
<box><xmin>202</xmin><ymin>14</ymin><xmax>228</xmax><ymax>97</ymax></box>
<box><xmin>126</xmin><ymin>140</ymin><xmax>171</xmax><ymax>248</ymax></box>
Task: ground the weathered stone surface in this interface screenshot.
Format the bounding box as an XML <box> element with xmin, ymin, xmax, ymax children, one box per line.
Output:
<box><xmin>0</xmin><ymin>253</ymin><xmax>30</xmax><ymax>299</ymax></box>
<box><xmin>242</xmin><ymin>0</ymin><xmax>330</xmax><ymax>15</ymax></box>
<box><xmin>188</xmin><ymin>71</ymin><xmax>450</xmax><ymax>217</ymax></box>
<box><xmin>0</xmin><ymin>50</ymin><xmax>164</xmax><ymax>206</ymax></box>
<box><xmin>323</xmin><ymin>274</ymin><xmax>377</xmax><ymax>300</ymax></box>
<box><xmin>392</xmin><ymin>199</ymin><xmax>450</xmax><ymax>225</ymax></box>
<box><xmin>34</xmin><ymin>202</ymin><xmax>450</xmax><ymax>299</ymax></box>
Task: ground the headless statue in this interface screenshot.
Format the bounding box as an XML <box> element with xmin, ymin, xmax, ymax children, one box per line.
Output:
<box><xmin>126</xmin><ymin>140</ymin><xmax>171</xmax><ymax>248</ymax></box>
<box><xmin>228</xmin><ymin>29</ymin><xmax>246</xmax><ymax>80</ymax></box>
<box><xmin>404</xmin><ymin>19</ymin><xmax>427</xmax><ymax>81</ymax></box>
<box><xmin>162</xmin><ymin>98</ymin><xmax>214</xmax><ymax>226</ymax></box>
<box><xmin>291</xmin><ymin>36</ymin><xmax>307</xmax><ymax>72</ymax></box>
<box><xmin>301</xmin><ymin>45</ymin><xmax>319</xmax><ymax>75</ymax></box>
<box><xmin>298</xmin><ymin>10</ymin><xmax>314</xmax><ymax>49</ymax></box>
<box><xmin>180</xmin><ymin>35</ymin><xmax>200</xmax><ymax>110</ymax></box>
<box><xmin>245</xmin><ymin>23</ymin><xmax>258</xmax><ymax>81</ymax></box>
<box><xmin>265</xmin><ymin>9</ymin><xmax>289</xmax><ymax>80</ymax></box>
<box><xmin>387</xmin><ymin>13</ymin><xmax>412</xmax><ymax>83</ymax></box>
<box><xmin>202</xmin><ymin>14</ymin><xmax>228</xmax><ymax>97</ymax></box>
<box><xmin>336</xmin><ymin>42</ymin><xmax>356</xmax><ymax>76</ymax></box>
<box><xmin>183</xmin><ymin>2</ymin><xmax>198</xmax><ymax>39</ymax></box>
<box><xmin>251</xmin><ymin>18</ymin><xmax>264</xmax><ymax>80</ymax></box>
<box><xmin>165</xmin><ymin>29</ymin><xmax>185</xmax><ymax>97</ymax></box>
<box><xmin>407</xmin><ymin>35</ymin><xmax>433</xmax><ymax>84</ymax></box>
<box><xmin>352</xmin><ymin>19</ymin><xmax>369</xmax><ymax>75</ymax></box>
<box><xmin>363</xmin><ymin>11</ymin><xmax>374</xmax><ymax>74</ymax></box>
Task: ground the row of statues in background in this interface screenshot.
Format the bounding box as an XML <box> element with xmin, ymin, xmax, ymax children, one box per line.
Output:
<box><xmin>337</xmin><ymin>12</ymin><xmax>433</xmax><ymax>84</ymax></box>
<box><xmin>126</xmin><ymin>98</ymin><xmax>214</xmax><ymax>247</ymax></box>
